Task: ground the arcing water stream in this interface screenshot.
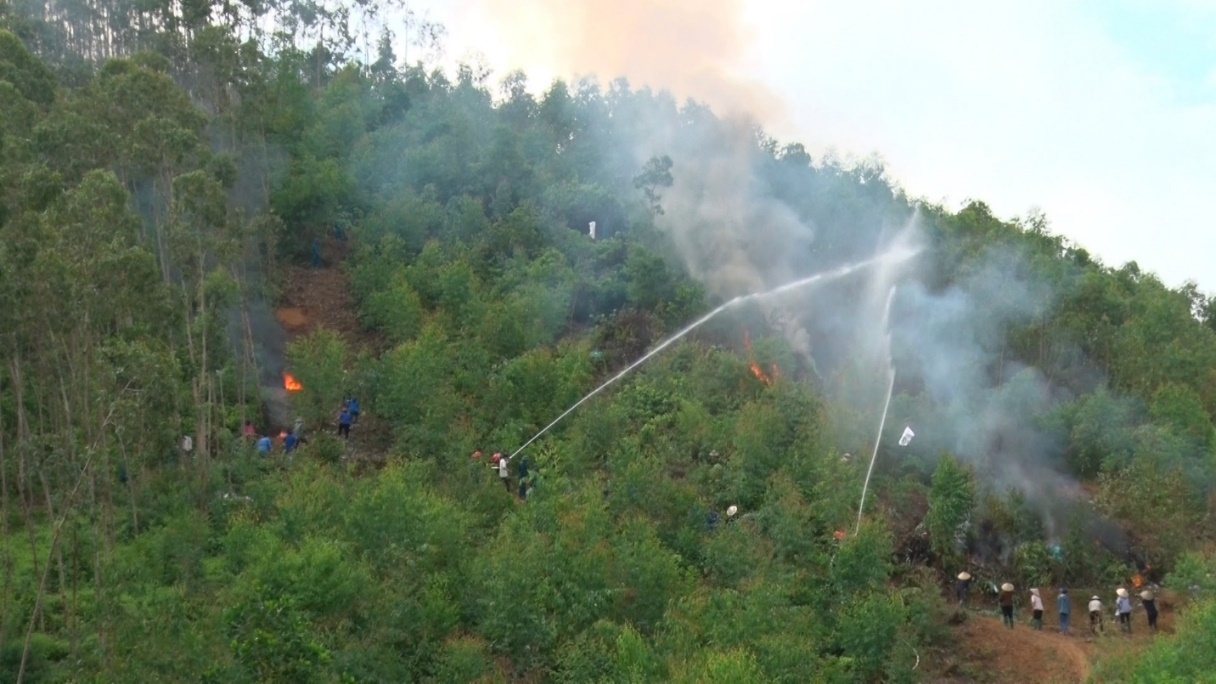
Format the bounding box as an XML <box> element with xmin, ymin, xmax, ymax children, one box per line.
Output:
<box><xmin>856</xmin><ymin>286</ymin><xmax>898</xmax><ymax>532</ymax></box>
<box><xmin>507</xmin><ymin>247</ymin><xmax>920</xmax><ymax>460</ymax></box>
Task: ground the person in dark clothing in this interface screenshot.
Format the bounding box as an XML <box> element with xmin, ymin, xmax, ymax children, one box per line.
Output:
<box><xmin>348</xmin><ymin>397</ymin><xmax>360</xmax><ymax>422</ymax></box>
<box><xmin>999</xmin><ymin>583</ymin><xmax>1015</xmax><ymax>629</ymax></box>
<box><xmin>955</xmin><ymin>572</ymin><xmax>972</xmax><ymax>606</ymax></box>
<box><xmin>284</xmin><ymin>431</ymin><xmax>299</xmax><ymax>453</ymax></box>
<box><xmin>337</xmin><ymin>407</ymin><xmax>352</xmax><ymax>438</ymax></box>
<box><xmin>1141</xmin><ymin>591</ymin><xmax>1159</xmax><ymax>632</ymax></box>
<box><xmin>311</xmin><ymin>239</ymin><xmax>323</xmax><ymax>267</ymax></box>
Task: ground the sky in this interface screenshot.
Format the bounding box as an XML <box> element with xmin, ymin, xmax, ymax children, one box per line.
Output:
<box><xmin>398</xmin><ymin>0</ymin><xmax>1216</xmax><ymax>292</ymax></box>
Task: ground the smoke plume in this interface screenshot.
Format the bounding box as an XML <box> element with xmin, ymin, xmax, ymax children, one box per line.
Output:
<box><xmin>475</xmin><ymin>0</ymin><xmax>783</xmax><ymax>122</ymax></box>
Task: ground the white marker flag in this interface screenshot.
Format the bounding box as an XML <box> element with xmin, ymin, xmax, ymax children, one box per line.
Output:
<box><xmin>898</xmin><ymin>426</ymin><xmax>915</xmax><ymax>446</ymax></box>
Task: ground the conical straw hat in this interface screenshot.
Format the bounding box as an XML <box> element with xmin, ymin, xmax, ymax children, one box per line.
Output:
<box><xmin>1030</xmin><ymin>588</ymin><xmax>1040</xmax><ymax>596</ymax></box>
<box><xmin>1001</xmin><ymin>583</ymin><xmax>1014</xmax><ymax>592</ymax></box>
<box><xmin>1140</xmin><ymin>590</ymin><xmax>1154</xmax><ymax>601</ymax></box>
<box><xmin>957</xmin><ymin>572</ymin><xmax>971</xmax><ymax>581</ymax></box>
<box><xmin>1117</xmin><ymin>587</ymin><xmax>1129</xmax><ymax>598</ymax></box>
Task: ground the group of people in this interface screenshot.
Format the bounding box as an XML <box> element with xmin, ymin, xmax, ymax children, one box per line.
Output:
<box><xmin>474</xmin><ymin>450</ymin><xmax>535</xmax><ymax>500</ymax></box>
<box><xmin>243</xmin><ymin>417</ymin><xmax>308</xmax><ymax>455</ymax></box>
<box><xmin>955</xmin><ymin>572</ymin><xmax>1159</xmax><ymax>635</ymax></box>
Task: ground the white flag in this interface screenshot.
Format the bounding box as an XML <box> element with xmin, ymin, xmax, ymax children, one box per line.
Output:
<box><xmin>589</xmin><ymin>221</ymin><xmax>597</xmax><ymax>240</ymax></box>
<box><xmin>898</xmin><ymin>426</ymin><xmax>915</xmax><ymax>446</ymax></box>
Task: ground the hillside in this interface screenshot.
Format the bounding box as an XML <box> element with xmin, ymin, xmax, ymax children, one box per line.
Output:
<box><xmin>3</xmin><ymin>2</ymin><xmax>1216</xmax><ymax>682</ymax></box>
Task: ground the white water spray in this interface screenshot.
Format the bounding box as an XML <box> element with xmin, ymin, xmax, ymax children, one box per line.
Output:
<box><xmin>856</xmin><ymin>286</ymin><xmax>897</xmax><ymax>532</ymax></box>
<box><xmin>507</xmin><ymin>247</ymin><xmax>920</xmax><ymax>460</ymax></box>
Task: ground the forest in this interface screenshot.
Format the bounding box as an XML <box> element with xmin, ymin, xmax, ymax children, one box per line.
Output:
<box><xmin>2</xmin><ymin>0</ymin><xmax>1216</xmax><ymax>681</ymax></box>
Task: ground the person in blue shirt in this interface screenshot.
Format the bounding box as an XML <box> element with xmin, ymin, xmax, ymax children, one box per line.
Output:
<box><xmin>1057</xmin><ymin>588</ymin><xmax>1071</xmax><ymax>635</ymax></box>
<box><xmin>256</xmin><ymin>435</ymin><xmax>272</xmax><ymax>455</ymax></box>
<box><xmin>311</xmin><ymin>239</ymin><xmax>323</xmax><ymax>267</ymax></box>
<box><xmin>337</xmin><ymin>407</ymin><xmax>352</xmax><ymax>438</ymax></box>
<box><xmin>284</xmin><ymin>430</ymin><xmax>299</xmax><ymax>453</ymax></box>
<box><xmin>348</xmin><ymin>396</ymin><xmax>360</xmax><ymax>423</ymax></box>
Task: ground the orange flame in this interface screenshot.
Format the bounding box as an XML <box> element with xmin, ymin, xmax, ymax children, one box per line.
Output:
<box><xmin>743</xmin><ymin>329</ymin><xmax>774</xmax><ymax>385</ymax></box>
<box><xmin>283</xmin><ymin>372</ymin><xmax>302</xmax><ymax>391</ymax></box>
<box><xmin>1132</xmin><ymin>574</ymin><xmax>1144</xmax><ymax>589</ymax></box>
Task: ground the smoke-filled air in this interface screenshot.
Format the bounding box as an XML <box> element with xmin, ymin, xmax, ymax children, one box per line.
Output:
<box><xmin>2</xmin><ymin>1</ymin><xmax>1215</xmax><ymax>682</ymax></box>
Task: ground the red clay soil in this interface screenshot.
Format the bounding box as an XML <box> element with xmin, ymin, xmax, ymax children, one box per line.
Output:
<box><xmin>275</xmin><ymin>238</ymin><xmax>385</xmax><ymax>355</ymax></box>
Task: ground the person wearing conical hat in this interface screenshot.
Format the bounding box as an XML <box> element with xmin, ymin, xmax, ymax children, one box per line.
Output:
<box><xmin>999</xmin><ymin>583</ymin><xmax>1015</xmax><ymax>629</ymax></box>
<box><xmin>955</xmin><ymin>571</ymin><xmax>972</xmax><ymax>606</ymax></box>
<box><xmin>1115</xmin><ymin>588</ymin><xmax>1132</xmax><ymax>633</ymax></box>
<box><xmin>1088</xmin><ymin>595</ymin><xmax>1105</xmax><ymax>634</ymax></box>
<box><xmin>1029</xmin><ymin>588</ymin><xmax>1044</xmax><ymax>630</ymax></box>
<box><xmin>1140</xmin><ymin>590</ymin><xmax>1158</xmax><ymax>632</ymax></box>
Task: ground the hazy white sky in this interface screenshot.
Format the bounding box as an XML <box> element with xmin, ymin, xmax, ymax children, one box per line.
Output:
<box><xmin>401</xmin><ymin>0</ymin><xmax>1215</xmax><ymax>291</ymax></box>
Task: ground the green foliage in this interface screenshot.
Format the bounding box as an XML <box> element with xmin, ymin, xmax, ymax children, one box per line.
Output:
<box><xmin>5</xmin><ymin>9</ymin><xmax>1216</xmax><ymax>683</ymax></box>
<box><xmin>286</xmin><ymin>328</ymin><xmax>351</xmax><ymax>428</ymax></box>
<box><xmin>926</xmin><ymin>456</ymin><xmax>975</xmax><ymax>567</ymax></box>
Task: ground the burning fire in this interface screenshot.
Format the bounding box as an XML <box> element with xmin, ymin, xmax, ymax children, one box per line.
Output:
<box><xmin>283</xmin><ymin>372</ymin><xmax>302</xmax><ymax>391</ymax></box>
<box><xmin>1131</xmin><ymin>564</ymin><xmax>1151</xmax><ymax>589</ymax></box>
<box><xmin>743</xmin><ymin>330</ymin><xmax>776</xmax><ymax>386</ymax></box>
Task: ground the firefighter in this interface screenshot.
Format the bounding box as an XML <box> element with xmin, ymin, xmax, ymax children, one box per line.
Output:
<box><xmin>999</xmin><ymin>583</ymin><xmax>1015</xmax><ymax>629</ymax></box>
<box><xmin>955</xmin><ymin>572</ymin><xmax>972</xmax><ymax>607</ymax></box>
<box><xmin>1140</xmin><ymin>590</ymin><xmax>1159</xmax><ymax>632</ymax></box>
<box><xmin>1029</xmin><ymin>588</ymin><xmax>1044</xmax><ymax>630</ymax></box>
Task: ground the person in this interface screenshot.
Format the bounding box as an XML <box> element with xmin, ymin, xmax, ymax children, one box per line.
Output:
<box><xmin>955</xmin><ymin>572</ymin><xmax>972</xmax><ymax>607</ymax></box>
<box><xmin>293</xmin><ymin>417</ymin><xmax>306</xmax><ymax>443</ymax></box>
<box><xmin>517</xmin><ymin>455</ymin><xmax>530</xmax><ymax>500</ymax></box>
<box><xmin>495</xmin><ymin>454</ymin><xmax>510</xmax><ymax>491</ymax></box>
<box><xmin>243</xmin><ymin>420</ymin><xmax>256</xmax><ymax>439</ymax></box>
<box><xmin>256</xmin><ymin>434</ymin><xmax>272</xmax><ymax>455</ymax></box>
<box><xmin>311</xmin><ymin>238</ymin><xmax>323</xmax><ymax>267</ymax></box>
<box><xmin>284</xmin><ymin>430</ymin><xmax>299</xmax><ymax>454</ymax></box>
<box><xmin>1058</xmin><ymin>588</ymin><xmax>1071</xmax><ymax>635</ymax></box>
<box><xmin>1115</xmin><ymin>588</ymin><xmax>1132</xmax><ymax>633</ymax></box>
<box><xmin>337</xmin><ymin>406</ymin><xmax>352</xmax><ymax>439</ymax></box>
<box><xmin>1089</xmin><ymin>595</ymin><xmax>1104</xmax><ymax>634</ymax></box>
<box><xmin>999</xmin><ymin>583</ymin><xmax>1015</xmax><ymax>629</ymax></box>
<box><xmin>1141</xmin><ymin>590</ymin><xmax>1158</xmax><ymax>632</ymax></box>
<box><xmin>348</xmin><ymin>396</ymin><xmax>360</xmax><ymax>422</ymax></box>
<box><xmin>1030</xmin><ymin>588</ymin><xmax>1044</xmax><ymax>630</ymax></box>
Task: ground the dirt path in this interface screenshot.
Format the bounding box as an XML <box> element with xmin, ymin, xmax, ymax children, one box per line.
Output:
<box><xmin>947</xmin><ymin>613</ymin><xmax>1093</xmax><ymax>683</ymax></box>
<box><xmin>275</xmin><ymin>239</ymin><xmax>384</xmax><ymax>355</ymax></box>
<box><xmin>274</xmin><ymin>238</ymin><xmax>392</xmax><ymax>458</ymax></box>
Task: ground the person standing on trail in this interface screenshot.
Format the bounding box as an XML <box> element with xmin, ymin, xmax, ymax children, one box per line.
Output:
<box><xmin>346</xmin><ymin>396</ymin><xmax>360</xmax><ymax>423</ymax></box>
<box><xmin>999</xmin><ymin>583</ymin><xmax>1015</xmax><ymax>629</ymax></box>
<box><xmin>1088</xmin><ymin>595</ymin><xmax>1105</xmax><ymax>634</ymax></box>
<box><xmin>337</xmin><ymin>405</ymin><xmax>352</xmax><ymax>439</ymax></box>
<box><xmin>1140</xmin><ymin>590</ymin><xmax>1159</xmax><ymax>632</ymax></box>
<box><xmin>1115</xmin><ymin>588</ymin><xmax>1132</xmax><ymax>633</ymax></box>
<box><xmin>955</xmin><ymin>572</ymin><xmax>972</xmax><ymax>607</ymax></box>
<box><xmin>1058</xmin><ymin>588</ymin><xmax>1071</xmax><ymax>635</ymax></box>
<box><xmin>1030</xmin><ymin>588</ymin><xmax>1044</xmax><ymax>630</ymax></box>
<box><xmin>311</xmin><ymin>238</ymin><xmax>323</xmax><ymax>267</ymax></box>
